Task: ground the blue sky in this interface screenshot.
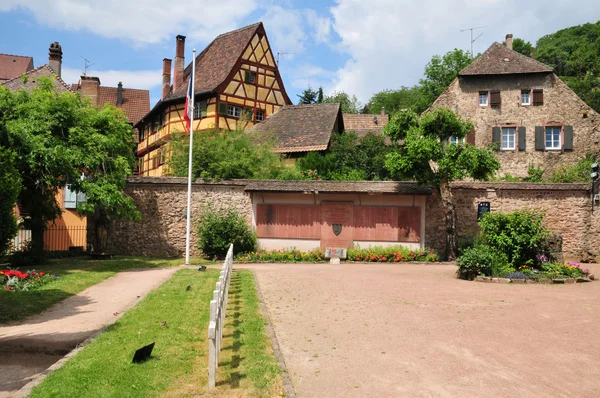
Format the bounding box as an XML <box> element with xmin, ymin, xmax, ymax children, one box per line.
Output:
<box><xmin>1</xmin><ymin>1</ymin><xmax>599</xmax><ymax>108</ymax></box>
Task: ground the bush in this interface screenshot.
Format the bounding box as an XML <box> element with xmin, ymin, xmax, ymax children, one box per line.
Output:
<box><xmin>347</xmin><ymin>245</ymin><xmax>438</xmax><ymax>262</ymax></box>
<box><xmin>236</xmin><ymin>248</ymin><xmax>325</xmax><ymax>263</ymax></box>
<box><xmin>0</xmin><ymin>148</ymin><xmax>21</xmax><ymax>256</ymax></box>
<box><xmin>548</xmin><ymin>153</ymin><xmax>598</xmax><ymax>183</ymax></box>
<box><xmin>478</xmin><ymin>210</ymin><xmax>549</xmax><ymax>268</ymax></box>
<box><xmin>196</xmin><ymin>206</ymin><xmax>256</xmax><ymax>259</ymax></box>
<box><xmin>456</xmin><ymin>245</ymin><xmax>508</xmax><ymax>280</ymax></box>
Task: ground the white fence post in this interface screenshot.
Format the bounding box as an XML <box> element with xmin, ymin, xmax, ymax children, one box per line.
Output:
<box><xmin>208</xmin><ymin>244</ymin><xmax>234</xmax><ymax>389</ymax></box>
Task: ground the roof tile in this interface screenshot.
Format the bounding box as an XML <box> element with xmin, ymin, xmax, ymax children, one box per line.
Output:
<box><xmin>1</xmin><ymin>65</ymin><xmax>72</xmax><ymax>92</ymax></box>
<box><xmin>459</xmin><ymin>42</ymin><xmax>553</xmax><ymax>76</ymax></box>
<box><xmin>0</xmin><ymin>53</ymin><xmax>33</xmax><ymax>81</ymax></box>
<box><xmin>343</xmin><ymin>113</ymin><xmax>389</xmax><ymax>137</ymax></box>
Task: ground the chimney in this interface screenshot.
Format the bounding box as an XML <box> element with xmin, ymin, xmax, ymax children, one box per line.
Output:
<box><xmin>117</xmin><ymin>82</ymin><xmax>123</xmax><ymax>106</ymax></box>
<box><xmin>380</xmin><ymin>107</ymin><xmax>385</xmax><ymax>116</ymax></box>
<box><xmin>505</xmin><ymin>34</ymin><xmax>513</xmax><ymax>51</ymax></box>
<box><xmin>173</xmin><ymin>35</ymin><xmax>186</xmax><ymax>89</ymax></box>
<box><xmin>162</xmin><ymin>58</ymin><xmax>172</xmax><ymax>99</ymax></box>
<box><xmin>80</xmin><ymin>76</ymin><xmax>101</xmax><ymax>106</ymax></box>
<box><xmin>48</xmin><ymin>42</ymin><xmax>63</xmax><ymax>77</ymax></box>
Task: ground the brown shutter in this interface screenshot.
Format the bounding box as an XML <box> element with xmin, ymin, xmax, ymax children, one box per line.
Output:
<box><xmin>518</xmin><ymin>126</ymin><xmax>526</xmax><ymax>151</ymax></box>
<box><xmin>466</xmin><ymin>128</ymin><xmax>475</xmax><ymax>145</ymax></box>
<box><xmin>533</xmin><ymin>89</ymin><xmax>544</xmax><ymax>106</ymax></box>
<box><xmin>564</xmin><ymin>125</ymin><xmax>574</xmax><ymax>151</ymax></box>
<box><xmin>492</xmin><ymin>127</ymin><xmax>501</xmax><ymax>150</ymax></box>
<box><xmin>535</xmin><ymin>126</ymin><xmax>545</xmax><ymax>151</ymax></box>
<box><xmin>218</xmin><ymin>102</ymin><xmax>227</xmax><ymax>115</ymax></box>
<box><xmin>490</xmin><ymin>90</ymin><xmax>501</xmax><ymax>107</ymax></box>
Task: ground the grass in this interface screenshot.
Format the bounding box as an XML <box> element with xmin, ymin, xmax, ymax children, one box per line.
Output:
<box><xmin>29</xmin><ymin>269</ymin><xmax>283</xmax><ymax>397</ymax></box>
<box><xmin>0</xmin><ymin>255</ymin><xmax>211</xmax><ymax>323</ymax></box>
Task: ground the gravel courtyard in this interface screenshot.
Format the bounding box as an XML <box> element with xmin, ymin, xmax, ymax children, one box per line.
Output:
<box><xmin>245</xmin><ymin>262</ymin><xmax>600</xmax><ymax>398</ymax></box>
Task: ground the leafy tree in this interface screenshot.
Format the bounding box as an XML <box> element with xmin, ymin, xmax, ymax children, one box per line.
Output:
<box><xmin>169</xmin><ymin>129</ymin><xmax>287</xmax><ymax>180</ymax></box>
<box><xmin>0</xmin><ymin>147</ymin><xmax>21</xmax><ymax>255</ymax></box>
<box><xmin>323</xmin><ymin>91</ymin><xmax>361</xmax><ymax>114</ymax></box>
<box><xmin>383</xmin><ymin>108</ymin><xmax>500</xmax><ymax>260</ymax></box>
<box><xmin>317</xmin><ymin>86</ymin><xmax>324</xmax><ymax>103</ymax></box>
<box><xmin>297</xmin><ymin>87</ymin><xmax>318</xmax><ymax>104</ymax></box>
<box><xmin>366</xmin><ymin>86</ymin><xmax>427</xmax><ymax>115</ymax></box>
<box><xmin>503</xmin><ymin>37</ymin><xmax>534</xmax><ymax>56</ymax></box>
<box><xmin>0</xmin><ymin>77</ymin><xmax>139</xmax><ymax>259</ymax></box>
<box><xmin>419</xmin><ymin>49</ymin><xmax>473</xmax><ymax>108</ymax></box>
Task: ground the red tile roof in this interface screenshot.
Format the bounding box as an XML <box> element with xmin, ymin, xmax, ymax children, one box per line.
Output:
<box><xmin>99</xmin><ymin>86</ymin><xmax>150</xmax><ymax>125</ymax></box>
<box><xmin>248</xmin><ymin>103</ymin><xmax>343</xmax><ymax>153</ymax></box>
<box><xmin>459</xmin><ymin>42</ymin><xmax>553</xmax><ymax>76</ymax></box>
<box><xmin>342</xmin><ymin>113</ymin><xmax>389</xmax><ymax>137</ymax></box>
<box><xmin>164</xmin><ymin>22</ymin><xmax>262</xmax><ymax>101</ymax></box>
<box><xmin>0</xmin><ymin>53</ymin><xmax>33</xmax><ymax>81</ymax></box>
<box><xmin>1</xmin><ymin>65</ymin><xmax>72</xmax><ymax>92</ymax></box>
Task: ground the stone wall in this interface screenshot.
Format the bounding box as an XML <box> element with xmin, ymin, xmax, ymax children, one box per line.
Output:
<box><xmin>432</xmin><ymin>74</ymin><xmax>600</xmax><ymax>177</ymax></box>
<box><xmin>106</xmin><ymin>177</ymin><xmax>252</xmax><ymax>257</ymax></box>
<box><xmin>105</xmin><ymin>178</ymin><xmax>598</xmax><ymax>262</ymax></box>
<box><xmin>425</xmin><ymin>182</ymin><xmax>595</xmax><ymax>261</ymax></box>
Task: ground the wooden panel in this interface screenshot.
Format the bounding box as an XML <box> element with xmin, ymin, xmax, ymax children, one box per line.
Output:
<box><xmin>256</xmin><ymin>204</ymin><xmax>320</xmax><ymax>239</ymax></box>
<box><xmin>398</xmin><ymin>208</ymin><xmax>421</xmax><ymax>242</ymax></box>
<box><xmin>321</xmin><ymin>202</ymin><xmax>354</xmax><ymax>250</ymax></box>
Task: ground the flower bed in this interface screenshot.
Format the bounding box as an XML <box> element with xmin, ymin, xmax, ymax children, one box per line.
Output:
<box><xmin>347</xmin><ymin>246</ymin><xmax>438</xmax><ymax>263</ymax></box>
<box><xmin>0</xmin><ymin>269</ymin><xmax>57</xmax><ymax>292</ymax></box>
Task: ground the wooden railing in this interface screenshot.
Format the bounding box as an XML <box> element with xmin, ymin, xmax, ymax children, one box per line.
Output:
<box><xmin>208</xmin><ymin>244</ymin><xmax>234</xmax><ymax>389</ymax></box>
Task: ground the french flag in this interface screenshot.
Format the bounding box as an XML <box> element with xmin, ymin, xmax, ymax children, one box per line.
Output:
<box><xmin>184</xmin><ymin>71</ymin><xmax>194</xmax><ymax>130</ymax></box>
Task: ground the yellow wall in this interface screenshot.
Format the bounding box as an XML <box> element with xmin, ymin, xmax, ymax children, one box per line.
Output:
<box><xmin>44</xmin><ymin>188</ymin><xmax>87</xmax><ymax>251</ymax></box>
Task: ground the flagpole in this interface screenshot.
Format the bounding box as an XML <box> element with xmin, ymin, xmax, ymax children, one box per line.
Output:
<box><xmin>185</xmin><ymin>49</ymin><xmax>196</xmax><ymax>265</ymax></box>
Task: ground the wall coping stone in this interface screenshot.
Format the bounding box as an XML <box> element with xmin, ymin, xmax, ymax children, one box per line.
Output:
<box><xmin>450</xmin><ymin>181</ymin><xmax>590</xmax><ymax>192</ymax></box>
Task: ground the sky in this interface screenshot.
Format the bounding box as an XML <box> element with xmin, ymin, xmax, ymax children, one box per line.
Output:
<box><xmin>1</xmin><ymin>0</ymin><xmax>599</xmax><ymax>109</ymax></box>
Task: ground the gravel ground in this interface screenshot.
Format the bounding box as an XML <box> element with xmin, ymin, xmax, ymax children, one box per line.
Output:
<box><xmin>241</xmin><ymin>262</ymin><xmax>600</xmax><ymax>398</ymax></box>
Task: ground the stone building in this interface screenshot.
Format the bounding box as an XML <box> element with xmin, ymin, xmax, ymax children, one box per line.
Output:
<box><xmin>431</xmin><ymin>34</ymin><xmax>600</xmax><ymax>177</ymax></box>
<box><xmin>135</xmin><ymin>22</ymin><xmax>292</xmax><ymax>176</ymax></box>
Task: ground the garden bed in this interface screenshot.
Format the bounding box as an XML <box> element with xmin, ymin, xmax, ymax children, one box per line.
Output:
<box><xmin>474</xmin><ymin>275</ymin><xmax>594</xmax><ymax>284</ymax></box>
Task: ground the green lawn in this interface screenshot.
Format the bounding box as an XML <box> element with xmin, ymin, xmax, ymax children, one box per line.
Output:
<box><xmin>29</xmin><ymin>269</ymin><xmax>283</xmax><ymax>397</ymax></box>
<box><xmin>0</xmin><ymin>256</ymin><xmax>210</xmax><ymax>323</ymax></box>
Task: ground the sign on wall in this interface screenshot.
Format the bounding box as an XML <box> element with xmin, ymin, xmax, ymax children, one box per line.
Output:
<box><xmin>477</xmin><ymin>202</ymin><xmax>491</xmax><ymax>220</ymax></box>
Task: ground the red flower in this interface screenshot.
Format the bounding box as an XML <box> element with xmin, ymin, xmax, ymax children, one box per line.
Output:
<box><xmin>309</xmin><ymin>171</ymin><xmax>315</xmax><ymax>176</ymax></box>
<box><xmin>40</xmin><ymin>272</ymin><xmax>45</xmax><ymax>277</ymax></box>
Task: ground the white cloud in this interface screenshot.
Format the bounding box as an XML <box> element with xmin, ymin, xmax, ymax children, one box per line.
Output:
<box><xmin>260</xmin><ymin>6</ymin><xmax>307</xmax><ymax>56</ymax></box>
<box><xmin>1</xmin><ymin>0</ymin><xmax>259</xmax><ymax>46</ymax></box>
<box><xmin>329</xmin><ymin>0</ymin><xmax>600</xmax><ymax>102</ymax></box>
<box><xmin>62</xmin><ymin>67</ymin><xmax>161</xmax><ymax>90</ymax></box>
<box><xmin>305</xmin><ymin>10</ymin><xmax>332</xmax><ymax>44</ymax></box>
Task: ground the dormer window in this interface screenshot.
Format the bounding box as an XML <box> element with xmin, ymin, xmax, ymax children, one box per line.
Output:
<box><xmin>479</xmin><ymin>91</ymin><xmax>489</xmax><ymax>106</ymax></box>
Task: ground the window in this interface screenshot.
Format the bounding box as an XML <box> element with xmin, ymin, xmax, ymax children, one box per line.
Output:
<box><xmin>64</xmin><ymin>185</ymin><xmax>86</xmax><ymax>209</ymax></box>
<box><xmin>479</xmin><ymin>91</ymin><xmax>489</xmax><ymax>106</ymax></box>
<box><xmin>501</xmin><ymin>127</ymin><xmax>516</xmax><ymax>150</ymax></box>
<box><xmin>521</xmin><ymin>90</ymin><xmax>531</xmax><ymax>105</ymax></box>
<box><xmin>449</xmin><ymin>136</ymin><xmax>462</xmax><ymax>145</ymax></box>
<box><xmin>193</xmin><ymin>100</ymin><xmax>207</xmax><ymax>119</ymax></box>
<box><xmin>139</xmin><ymin>127</ymin><xmax>145</xmax><ymax>141</ymax></box>
<box><xmin>245</xmin><ymin>71</ymin><xmax>257</xmax><ymax>84</ymax></box>
<box><xmin>256</xmin><ymin>110</ymin><xmax>265</xmax><ymax>122</ymax></box>
<box><xmin>227</xmin><ymin>104</ymin><xmax>242</xmax><ymax>118</ymax></box>
<box><xmin>545</xmin><ymin>126</ymin><xmax>561</xmax><ymax>150</ymax></box>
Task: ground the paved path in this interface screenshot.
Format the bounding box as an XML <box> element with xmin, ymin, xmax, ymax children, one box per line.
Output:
<box><xmin>243</xmin><ymin>262</ymin><xmax>600</xmax><ymax>398</ymax></box>
<box><xmin>0</xmin><ymin>267</ymin><xmax>178</xmax><ymax>397</ymax></box>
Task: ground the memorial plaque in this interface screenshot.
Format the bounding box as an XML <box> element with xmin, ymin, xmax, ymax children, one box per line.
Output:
<box><xmin>398</xmin><ymin>207</ymin><xmax>421</xmax><ymax>242</ymax></box>
<box><xmin>256</xmin><ymin>204</ymin><xmax>321</xmax><ymax>239</ymax></box>
<box><xmin>477</xmin><ymin>202</ymin><xmax>491</xmax><ymax>220</ymax></box>
<box><xmin>321</xmin><ymin>202</ymin><xmax>354</xmax><ymax>250</ymax></box>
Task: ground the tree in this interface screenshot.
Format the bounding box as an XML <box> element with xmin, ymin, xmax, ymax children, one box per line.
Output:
<box><xmin>0</xmin><ymin>147</ymin><xmax>21</xmax><ymax>255</ymax></box>
<box><xmin>323</xmin><ymin>91</ymin><xmax>361</xmax><ymax>113</ymax></box>
<box><xmin>503</xmin><ymin>37</ymin><xmax>534</xmax><ymax>56</ymax></box>
<box><xmin>317</xmin><ymin>86</ymin><xmax>324</xmax><ymax>103</ymax></box>
<box><xmin>419</xmin><ymin>49</ymin><xmax>473</xmax><ymax>108</ymax></box>
<box><xmin>169</xmin><ymin>129</ymin><xmax>287</xmax><ymax>180</ymax></box>
<box><xmin>0</xmin><ymin>77</ymin><xmax>139</xmax><ymax>259</ymax></box>
<box><xmin>366</xmin><ymin>86</ymin><xmax>427</xmax><ymax>115</ymax></box>
<box><xmin>297</xmin><ymin>87</ymin><xmax>318</xmax><ymax>104</ymax></box>
<box><xmin>383</xmin><ymin>108</ymin><xmax>500</xmax><ymax>260</ymax></box>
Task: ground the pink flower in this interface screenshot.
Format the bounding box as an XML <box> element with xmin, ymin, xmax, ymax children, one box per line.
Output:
<box><xmin>583</xmin><ymin>269</ymin><xmax>589</xmax><ymax>274</ymax></box>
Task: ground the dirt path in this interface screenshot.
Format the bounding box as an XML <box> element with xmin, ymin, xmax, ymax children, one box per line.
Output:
<box><xmin>243</xmin><ymin>262</ymin><xmax>600</xmax><ymax>398</ymax></box>
<box><xmin>0</xmin><ymin>267</ymin><xmax>178</xmax><ymax>397</ymax></box>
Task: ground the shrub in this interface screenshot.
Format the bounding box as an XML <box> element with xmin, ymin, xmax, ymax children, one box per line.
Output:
<box><xmin>196</xmin><ymin>206</ymin><xmax>256</xmax><ymax>259</ymax></box>
<box><xmin>548</xmin><ymin>153</ymin><xmax>598</xmax><ymax>183</ymax></box>
<box><xmin>456</xmin><ymin>244</ymin><xmax>508</xmax><ymax>279</ymax></box>
<box><xmin>478</xmin><ymin>210</ymin><xmax>549</xmax><ymax>268</ymax></box>
<box><xmin>236</xmin><ymin>248</ymin><xmax>325</xmax><ymax>263</ymax></box>
<box><xmin>347</xmin><ymin>245</ymin><xmax>438</xmax><ymax>262</ymax></box>
<box><xmin>0</xmin><ymin>148</ymin><xmax>21</xmax><ymax>256</ymax></box>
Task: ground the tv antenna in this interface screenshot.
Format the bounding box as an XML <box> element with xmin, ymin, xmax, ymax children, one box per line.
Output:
<box><xmin>80</xmin><ymin>56</ymin><xmax>95</xmax><ymax>76</ymax></box>
<box><xmin>276</xmin><ymin>52</ymin><xmax>295</xmax><ymax>66</ymax></box>
<box><xmin>460</xmin><ymin>26</ymin><xmax>487</xmax><ymax>58</ymax></box>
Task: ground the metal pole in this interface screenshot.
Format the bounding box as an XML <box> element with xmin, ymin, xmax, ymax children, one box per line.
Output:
<box><xmin>184</xmin><ymin>49</ymin><xmax>196</xmax><ymax>265</ymax></box>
